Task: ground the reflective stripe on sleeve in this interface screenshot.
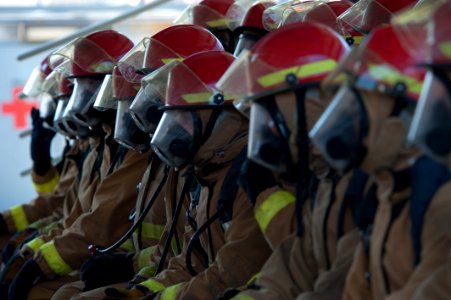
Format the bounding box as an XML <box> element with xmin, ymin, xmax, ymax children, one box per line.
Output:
<box><xmin>40</xmin><ymin>241</ymin><xmax>73</xmax><ymax>275</ymax></box>
<box><xmin>139</xmin><ymin>278</ymin><xmax>166</xmax><ymax>293</ymax></box>
<box><xmin>10</xmin><ymin>205</ymin><xmax>29</xmax><ymax>231</ymax></box>
<box><xmin>138</xmin><ymin>246</ymin><xmax>157</xmax><ymax>270</ymax></box>
<box><xmin>33</xmin><ymin>172</ymin><xmax>60</xmax><ymax>194</ymax></box>
<box><xmin>255</xmin><ymin>190</ymin><xmax>295</xmax><ymax>233</ymax></box>
<box><xmin>257</xmin><ymin>59</ymin><xmax>337</xmax><ymax>88</ymax></box>
<box><xmin>26</xmin><ymin>237</ymin><xmax>45</xmax><ymax>252</ymax></box>
<box><xmin>160</xmin><ymin>283</ymin><xmax>182</xmax><ymax>300</ymax></box>
<box><xmin>120</xmin><ymin>239</ymin><xmax>134</xmax><ymax>252</ymax></box>
<box><xmin>141</xmin><ymin>222</ymin><xmax>165</xmax><ymax>240</ymax></box>
<box><xmin>231</xmin><ymin>294</ymin><xmax>255</xmax><ymax>300</ymax></box>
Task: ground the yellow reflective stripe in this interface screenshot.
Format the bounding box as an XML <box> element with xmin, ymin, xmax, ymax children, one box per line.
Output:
<box><xmin>206</xmin><ymin>18</ymin><xmax>230</xmax><ymax>28</ymax></box>
<box><xmin>138</xmin><ymin>246</ymin><xmax>157</xmax><ymax>270</ymax></box>
<box><xmin>26</xmin><ymin>237</ymin><xmax>45</xmax><ymax>252</ymax></box>
<box><xmin>171</xmin><ymin>237</ymin><xmax>183</xmax><ymax>255</ymax></box>
<box><xmin>181</xmin><ymin>92</ymin><xmax>234</xmax><ymax>104</ymax></box>
<box><xmin>246</xmin><ymin>272</ymin><xmax>259</xmax><ymax>286</ymax></box>
<box><xmin>255</xmin><ymin>191</ymin><xmax>295</xmax><ymax>233</ymax></box>
<box><xmin>160</xmin><ymin>283</ymin><xmax>182</xmax><ymax>300</ymax></box>
<box><xmin>353</xmin><ymin>36</ymin><xmax>364</xmax><ymax>45</ymax></box>
<box><xmin>120</xmin><ymin>239</ymin><xmax>134</xmax><ymax>252</ymax></box>
<box><xmin>10</xmin><ymin>205</ymin><xmax>29</xmax><ymax>231</ymax></box>
<box><xmin>257</xmin><ymin>59</ymin><xmax>337</xmax><ymax>87</ymax></box>
<box><xmin>141</xmin><ymin>222</ymin><xmax>165</xmax><ymax>240</ymax></box>
<box><xmin>231</xmin><ymin>294</ymin><xmax>255</xmax><ymax>300</ymax></box>
<box><xmin>33</xmin><ymin>172</ymin><xmax>60</xmax><ymax>194</ymax></box>
<box><xmin>439</xmin><ymin>41</ymin><xmax>451</xmax><ymax>58</ymax></box>
<box><xmin>40</xmin><ymin>241</ymin><xmax>73</xmax><ymax>275</ymax></box>
<box><xmin>137</xmin><ymin>265</ymin><xmax>157</xmax><ymax>278</ymax></box>
<box><xmin>368</xmin><ymin>64</ymin><xmax>423</xmax><ymax>96</ymax></box>
<box><xmin>182</xmin><ymin>92</ymin><xmax>212</xmax><ymax>103</ymax></box>
<box><xmin>161</xmin><ymin>58</ymin><xmax>184</xmax><ymax>65</ymax></box>
<box><xmin>139</xmin><ymin>279</ymin><xmax>165</xmax><ymax>293</ymax></box>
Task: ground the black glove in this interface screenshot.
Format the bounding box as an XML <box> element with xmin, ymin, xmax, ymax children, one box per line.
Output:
<box><xmin>0</xmin><ymin>252</ymin><xmax>30</xmax><ymax>287</ymax></box>
<box><xmin>238</xmin><ymin>158</ymin><xmax>277</xmax><ymax>205</ymax></box>
<box><xmin>80</xmin><ymin>252</ymin><xmax>135</xmax><ymax>292</ymax></box>
<box><xmin>8</xmin><ymin>259</ymin><xmax>44</xmax><ymax>300</ymax></box>
<box><xmin>2</xmin><ymin>228</ymin><xmax>37</xmax><ymax>264</ymax></box>
<box><xmin>0</xmin><ymin>214</ymin><xmax>9</xmax><ymax>235</ymax></box>
<box><xmin>30</xmin><ymin>108</ymin><xmax>56</xmax><ymax>176</ymax></box>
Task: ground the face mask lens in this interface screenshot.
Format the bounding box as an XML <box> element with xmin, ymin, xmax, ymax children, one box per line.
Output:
<box><xmin>114</xmin><ymin>99</ymin><xmax>150</xmax><ymax>152</ymax></box>
<box><xmin>67</xmin><ymin>78</ymin><xmax>103</xmax><ymax>126</ymax></box>
<box><xmin>409</xmin><ymin>71</ymin><xmax>451</xmax><ymax>163</ymax></box>
<box><xmin>310</xmin><ymin>85</ymin><xmax>368</xmax><ymax>172</ymax></box>
<box><xmin>151</xmin><ymin>111</ymin><xmax>197</xmax><ymax>169</ymax></box>
<box><xmin>248</xmin><ymin>100</ymin><xmax>292</xmax><ymax>173</ymax></box>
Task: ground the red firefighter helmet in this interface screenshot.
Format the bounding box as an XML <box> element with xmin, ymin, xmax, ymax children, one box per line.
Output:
<box><xmin>165</xmin><ymin>51</ymin><xmax>235</xmax><ymax>107</ymax></box>
<box><xmin>240</xmin><ymin>1</ymin><xmax>276</xmax><ymax>30</ymax></box>
<box><xmin>338</xmin><ymin>0</ymin><xmax>417</xmax><ymax>34</ymax></box>
<box><xmin>391</xmin><ymin>0</ymin><xmax>451</xmax><ymax>66</ymax></box>
<box><xmin>50</xmin><ymin>30</ymin><xmax>133</xmax><ymax>78</ymax></box>
<box><xmin>117</xmin><ymin>25</ymin><xmax>224</xmax><ymax>84</ymax></box>
<box><xmin>218</xmin><ymin>22</ymin><xmax>350</xmax><ymax>101</ymax></box>
<box><xmin>175</xmin><ymin>0</ymin><xmax>236</xmax><ymax>30</ymax></box>
<box><xmin>324</xmin><ymin>24</ymin><xmax>426</xmax><ymax>101</ymax></box>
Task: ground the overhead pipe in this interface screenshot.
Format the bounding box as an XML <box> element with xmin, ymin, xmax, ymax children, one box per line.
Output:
<box><xmin>17</xmin><ymin>0</ymin><xmax>173</xmax><ymax>61</ymax></box>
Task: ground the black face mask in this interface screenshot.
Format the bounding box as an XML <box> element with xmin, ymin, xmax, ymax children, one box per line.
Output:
<box><xmin>151</xmin><ymin>110</ymin><xmax>203</xmax><ymax>169</ymax></box>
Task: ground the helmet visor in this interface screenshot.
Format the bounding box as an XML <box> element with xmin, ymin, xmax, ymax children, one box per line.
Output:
<box><xmin>22</xmin><ymin>67</ymin><xmax>44</xmax><ymax>98</ymax></box>
<box><xmin>49</xmin><ymin>37</ymin><xmax>119</xmax><ymax>76</ymax></box>
<box><xmin>338</xmin><ymin>0</ymin><xmax>393</xmax><ymax>34</ymax></box>
<box><xmin>93</xmin><ymin>75</ymin><xmax>116</xmax><ymax>111</ymax></box>
<box><xmin>129</xmin><ymin>64</ymin><xmax>174</xmax><ymax>133</ymax></box>
<box><xmin>310</xmin><ymin>84</ymin><xmax>369</xmax><ymax>172</ymax></box>
<box><xmin>38</xmin><ymin>93</ymin><xmax>56</xmax><ymax>126</ymax></box>
<box><xmin>408</xmin><ymin>71</ymin><xmax>451</xmax><ymax>165</ymax></box>
<box><xmin>174</xmin><ymin>3</ymin><xmax>231</xmax><ymax>30</ymax></box>
<box><xmin>391</xmin><ymin>0</ymin><xmax>451</xmax><ymax>64</ymax></box>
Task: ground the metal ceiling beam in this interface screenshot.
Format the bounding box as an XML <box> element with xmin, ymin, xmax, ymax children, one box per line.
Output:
<box><xmin>17</xmin><ymin>0</ymin><xmax>173</xmax><ymax>61</ymax></box>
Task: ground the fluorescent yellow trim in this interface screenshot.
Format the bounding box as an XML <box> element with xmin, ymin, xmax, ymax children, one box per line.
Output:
<box><xmin>231</xmin><ymin>294</ymin><xmax>255</xmax><ymax>300</ymax></box>
<box><xmin>353</xmin><ymin>36</ymin><xmax>364</xmax><ymax>45</ymax></box>
<box><xmin>141</xmin><ymin>222</ymin><xmax>165</xmax><ymax>240</ymax></box>
<box><xmin>257</xmin><ymin>59</ymin><xmax>337</xmax><ymax>88</ymax></box>
<box><xmin>439</xmin><ymin>41</ymin><xmax>451</xmax><ymax>58</ymax></box>
<box><xmin>40</xmin><ymin>241</ymin><xmax>73</xmax><ymax>275</ymax></box>
<box><xmin>10</xmin><ymin>205</ymin><xmax>29</xmax><ymax>231</ymax></box>
<box><xmin>138</xmin><ymin>246</ymin><xmax>157</xmax><ymax>270</ymax></box>
<box><xmin>26</xmin><ymin>237</ymin><xmax>45</xmax><ymax>252</ymax></box>
<box><xmin>206</xmin><ymin>18</ymin><xmax>230</xmax><ymax>28</ymax></box>
<box><xmin>160</xmin><ymin>283</ymin><xmax>182</xmax><ymax>300</ymax></box>
<box><xmin>139</xmin><ymin>279</ymin><xmax>166</xmax><ymax>293</ymax></box>
<box><xmin>161</xmin><ymin>58</ymin><xmax>184</xmax><ymax>65</ymax></box>
<box><xmin>137</xmin><ymin>265</ymin><xmax>157</xmax><ymax>278</ymax></box>
<box><xmin>120</xmin><ymin>239</ymin><xmax>134</xmax><ymax>252</ymax></box>
<box><xmin>368</xmin><ymin>64</ymin><xmax>424</xmax><ymax>95</ymax></box>
<box><xmin>33</xmin><ymin>172</ymin><xmax>60</xmax><ymax>194</ymax></box>
<box><xmin>255</xmin><ymin>191</ymin><xmax>295</xmax><ymax>233</ymax></box>
<box><xmin>182</xmin><ymin>92</ymin><xmax>212</xmax><ymax>103</ymax></box>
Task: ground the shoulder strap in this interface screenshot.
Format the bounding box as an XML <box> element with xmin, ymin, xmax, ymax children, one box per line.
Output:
<box><xmin>216</xmin><ymin>146</ymin><xmax>248</xmax><ymax>225</ymax></box>
<box><xmin>410</xmin><ymin>155</ymin><xmax>451</xmax><ymax>265</ymax></box>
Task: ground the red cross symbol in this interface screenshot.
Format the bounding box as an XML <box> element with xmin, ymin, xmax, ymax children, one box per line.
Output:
<box><xmin>1</xmin><ymin>86</ymin><xmax>38</xmax><ymax>129</ymax></box>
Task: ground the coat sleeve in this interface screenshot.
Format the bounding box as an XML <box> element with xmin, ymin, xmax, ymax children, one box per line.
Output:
<box><xmin>234</xmin><ymin>204</ymin><xmax>317</xmax><ymax>300</ymax></box>
<box><xmin>1</xmin><ymin>154</ymin><xmax>79</xmax><ymax>233</ymax></box>
<box><xmin>385</xmin><ymin>182</ymin><xmax>451</xmax><ymax>300</ymax></box>
<box><xmin>33</xmin><ymin>150</ymin><xmax>149</xmax><ymax>279</ymax></box>
<box><xmin>297</xmin><ymin>229</ymin><xmax>360</xmax><ymax>300</ymax></box>
<box><xmin>253</xmin><ymin>187</ymin><xmax>296</xmax><ymax>250</ymax></box>
<box><xmin>155</xmin><ymin>190</ymin><xmax>272</xmax><ymax>300</ymax></box>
